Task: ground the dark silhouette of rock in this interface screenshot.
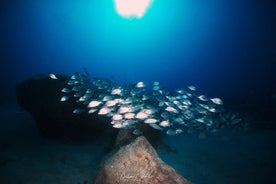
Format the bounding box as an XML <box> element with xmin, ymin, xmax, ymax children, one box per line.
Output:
<box><xmin>95</xmin><ymin>136</ymin><xmax>191</xmax><ymax>184</ymax></box>
<box><xmin>16</xmin><ymin>74</ymin><xmax>118</xmax><ymax>142</ymax></box>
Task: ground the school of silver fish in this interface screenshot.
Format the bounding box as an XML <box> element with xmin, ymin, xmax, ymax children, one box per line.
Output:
<box><xmin>50</xmin><ymin>71</ymin><xmax>244</xmax><ymax>136</ymax></box>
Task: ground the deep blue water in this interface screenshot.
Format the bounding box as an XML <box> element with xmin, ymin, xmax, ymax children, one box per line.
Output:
<box><xmin>0</xmin><ymin>0</ymin><xmax>275</xmax><ymax>103</ymax></box>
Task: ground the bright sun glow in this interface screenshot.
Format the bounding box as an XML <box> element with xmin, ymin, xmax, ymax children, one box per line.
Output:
<box><xmin>114</xmin><ymin>0</ymin><xmax>153</xmax><ymax>19</ymax></box>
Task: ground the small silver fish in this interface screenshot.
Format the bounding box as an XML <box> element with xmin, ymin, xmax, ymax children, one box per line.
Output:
<box><xmin>153</xmin><ymin>86</ymin><xmax>160</xmax><ymax>91</ymax></box>
<box><xmin>112</xmin><ymin>114</ymin><xmax>123</xmax><ymax>121</ymax></box>
<box><xmin>136</xmin><ymin>82</ymin><xmax>146</xmax><ymax>88</ymax></box>
<box><xmin>60</xmin><ymin>96</ymin><xmax>70</xmax><ymax>102</ymax></box>
<box><xmin>98</xmin><ymin>107</ymin><xmax>111</xmax><ymax>115</ymax></box>
<box><xmin>174</xmin><ymin>117</ymin><xmax>184</xmax><ymax>124</ymax></box>
<box><xmin>88</xmin><ymin>100</ymin><xmax>102</xmax><ymax>108</ymax></box>
<box><xmin>153</xmin><ymin>81</ymin><xmax>160</xmax><ymax>86</ymax></box>
<box><xmin>159</xmin><ymin>120</ymin><xmax>170</xmax><ymax>127</ymax></box>
<box><xmin>166</xmin><ymin>128</ymin><xmax>183</xmax><ymax>135</ymax></box>
<box><xmin>67</xmin><ymin>80</ymin><xmax>77</xmax><ymax>85</ymax></box>
<box><xmin>105</xmin><ymin>100</ymin><xmax>117</xmax><ymax>107</ymax></box>
<box><xmin>144</xmin><ymin>118</ymin><xmax>158</xmax><ymax>124</ymax></box>
<box><xmin>103</xmin><ymin>95</ymin><xmax>113</xmax><ymax>101</ymax></box>
<box><xmin>135</xmin><ymin>111</ymin><xmax>149</xmax><ymax>120</ymax></box>
<box><xmin>132</xmin><ymin>129</ymin><xmax>143</xmax><ymax>135</ymax></box>
<box><xmin>74</xmin><ymin>92</ymin><xmax>84</xmax><ymax>98</ymax></box>
<box><xmin>111</xmin><ymin>88</ymin><xmax>122</xmax><ymax>95</ymax></box>
<box><xmin>61</xmin><ymin>88</ymin><xmax>71</xmax><ymax>93</ymax></box>
<box><xmin>210</xmin><ymin>98</ymin><xmax>223</xmax><ymax>105</ymax></box>
<box><xmin>88</xmin><ymin>109</ymin><xmax>97</xmax><ymax>114</ymax></box>
<box><xmin>123</xmin><ymin>120</ymin><xmax>136</xmax><ymax>126</ymax></box>
<box><xmin>175</xmin><ymin>129</ymin><xmax>183</xmax><ymax>134</ymax></box>
<box><xmin>149</xmin><ymin>123</ymin><xmax>163</xmax><ymax>130</ymax></box>
<box><xmin>165</xmin><ymin>107</ymin><xmax>178</xmax><ymax>113</ymax></box>
<box><xmin>72</xmin><ymin>85</ymin><xmax>82</xmax><ymax>92</ymax></box>
<box><xmin>166</xmin><ymin>129</ymin><xmax>177</xmax><ymax>135</ymax></box>
<box><xmin>71</xmin><ymin>75</ymin><xmax>78</xmax><ymax>80</ymax></box>
<box><xmin>198</xmin><ymin>95</ymin><xmax>208</xmax><ymax>101</ymax></box>
<box><xmin>208</xmin><ymin>108</ymin><xmax>216</xmax><ymax>113</ymax></box>
<box><xmin>113</xmin><ymin>123</ymin><xmax>124</xmax><ymax>128</ymax></box>
<box><xmin>187</xmin><ymin>86</ymin><xmax>196</xmax><ymax>91</ymax></box>
<box><xmin>124</xmin><ymin>113</ymin><xmax>135</xmax><ymax>119</ymax></box>
<box><xmin>176</xmin><ymin>89</ymin><xmax>185</xmax><ymax>94</ymax></box>
<box><xmin>118</xmin><ymin>106</ymin><xmax>132</xmax><ymax>114</ymax></box>
<box><xmin>73</xmin><ymin>108</ymin><xmax>84</xmax><ymax>114</ymax></box>
<box><xmin>49</xmin><ymin>74</ymin><xmax>58</xmax><ymax>80</ymax></box>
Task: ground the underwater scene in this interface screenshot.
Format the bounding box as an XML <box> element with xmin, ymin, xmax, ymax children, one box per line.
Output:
<box><xmin>0</xmin><ymin>0</ymin><xmax>275</xmax><ymax>183</ymax></box>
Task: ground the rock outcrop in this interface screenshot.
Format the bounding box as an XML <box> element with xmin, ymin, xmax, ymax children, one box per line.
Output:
<box><xmin>95</xmin><ymin>136</ymin><xmax>191</xmax><ymax>184</ymax></box>
<box><xmin>16</xmin><ymin>74</ymin><xmax>118</xmax><ymax>141</ymax></box>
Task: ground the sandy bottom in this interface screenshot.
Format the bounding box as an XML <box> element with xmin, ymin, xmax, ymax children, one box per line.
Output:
<box><xmin>0</xmin><ymin>103</ymin><xmax>275</xmax><ymax>184</ymax></box>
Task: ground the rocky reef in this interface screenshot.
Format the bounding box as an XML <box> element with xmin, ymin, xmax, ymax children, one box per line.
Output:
<box><xmin>95</xmin><ymin>136</ymin><xmax>191</xmax><ymax>184</ymax></box>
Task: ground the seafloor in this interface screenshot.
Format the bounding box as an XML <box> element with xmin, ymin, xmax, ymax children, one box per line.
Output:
<box><xmin>0</xmin><ymin>103</ymin><xmax>275</xmax><ymax>184</ymax></box>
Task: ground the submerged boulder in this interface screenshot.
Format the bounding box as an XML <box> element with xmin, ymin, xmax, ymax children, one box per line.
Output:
<box><xmin>15</xmin><ymin>74</ymin><xmax>118</xmax><ymax>141</ymax></box>
<box><xmin>95</xmin><ymin>136</ymin><xmax>191</xmax><ymax>184</ymax></box>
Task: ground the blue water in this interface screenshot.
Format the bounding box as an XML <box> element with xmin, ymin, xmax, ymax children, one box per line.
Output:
<box><xmin>1</xmin><ymin>0</ymin><xmax>275</xmax><ymax>102</ymax></box>
<box><xmin>0</xmin><ymin>0</ymin><xmax>275</xmax><ymax>183</ymax></box>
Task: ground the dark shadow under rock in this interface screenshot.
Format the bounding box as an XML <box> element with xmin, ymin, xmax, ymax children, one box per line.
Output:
<box><xmin>95</xmin><ymin>136</ymin><xmax>191</xmax><ymax>184</ymax></box>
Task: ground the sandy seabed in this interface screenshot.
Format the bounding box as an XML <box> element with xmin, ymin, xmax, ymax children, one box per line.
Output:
<box><xmin>0</xmin><ymin>103</ymin><xmax>275</xmax><ymax>184</ymax></box>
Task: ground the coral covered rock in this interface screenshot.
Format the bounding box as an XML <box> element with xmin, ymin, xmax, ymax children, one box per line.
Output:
<box><xmin>95</xmin><ymin>136</ymin><xmax>191</xmax><ymax>184</ymax></box>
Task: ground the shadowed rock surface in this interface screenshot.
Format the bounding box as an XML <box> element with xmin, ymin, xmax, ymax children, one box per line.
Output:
<box><xmin>15</xmin><ymin>74</ymin><xmax>118</xmax><ymax>141</ymax></box>
<box><xmin>95</xmin><ymin>136</ymin><xmax>191</xmax><ymax>184</ymax></box>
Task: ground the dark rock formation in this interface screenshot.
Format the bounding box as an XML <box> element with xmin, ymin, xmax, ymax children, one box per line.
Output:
<box><xmin>95</xmin><ymin>136</ymin><xmax>191</xmax><ymax>184</ymax></box>
<box><xmin>16</xmin><ymin>74</ymin><xmax>118</xmax><ymax>141</ymax></box>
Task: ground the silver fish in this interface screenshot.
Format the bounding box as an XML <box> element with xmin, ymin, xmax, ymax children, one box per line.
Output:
<box><xmin>61</xmin><ymin>88</ymin><xmax>71</xmax><ymax>93</ymax></box>
<box><xmin>144</xmin><ymin>118</ymin><xmax>158</xmax><ymax>124</ymax></box>
<box><xmin>159</xmin><ymin>120</ymin><xmax>170</xmax><ymax>127</ymax></box>
<box><xmin>60</xmin><ymin>96</ymin><xmax>70</xmax><ymax>102</ymax></box>
<box><xmin>72</xmin><ymin>85</ymin><xmax>82</xmax><ymax>92</ymax></box>
<box><xmin>73</xmin><ymin>108</ymin><xmax>85</xmax><ymax>114</ymax></box>
<box><xmin>88</xmin><ymin>101</ymin><xmax>102</xmax><ymax>108</ymax></box>
<box><xmin>113</xmin><ymin>122</ymin><xmax>124</xmax><ymax>128</ymax></box>
<box><xmin>136</xmin><ymin>82</ymin><xmax>146</xmax><ymax>88</ymax></box>
<box><xmin>187</xmin><ymin>86</ymin><xmax>196</xmax><ymax>91</ymax></box>
<box><xmin>60</xmin><ymin>69</ymin><xmax>242</xmax><ymax>135</ymax></box>
<box><xmin>112</xmin><ymin>114</ymin><xmax>123</xmax><ymax>121</ymax></box>
<box><xmin>198</xmin><ymin>95</ymin><xmax>208</xmax><ymax>101</ymax></box>
<box><xmin>166</xmin><ymin>129</ymin><xmax>177</xmax><ymax>135</ymax></box>
<box><xmin>98</xmin><ymin>107</ymin><xmax>112</xmax><ymax>115</ymax></box>
<box><xmin>103</xmin><ymin>95</ymin><xmax>113</xmax><ymax>101</ymax></box>
<box><xmin>88</xmin><ymin>109</ymin><xmax>98</xmax><ymax>114</ymax></box>
<box><xmin>135</xmin><ymin>111</ymin><xmax>150</xmax><ymax>120</ymax></box>
<box><xmin>149</xmin><ymin>123</ymin><xmax>163</xmax><ymax>130</ymax></box>
<box><xmin>49</xmin><ymin>74</ymin><xmax>58</xmax><ymax>80</ymax></box>
<box><xmin>210</xmin><ymin>98</ymin><xmax>223</xmax><ymax>105</ymax></box>
<box><xmin>111</xmin><ymin>88</ymin><xmax>122</xmax><ymax>95</ymax></box>
<box><xmin>132</xmin><ymin>129</ymin><xmax>143</xmax><ymax>135</ymax></box>
<box><xmin>67</xmin><ymin>80</ymin><xmax>77</xmax><ymax>85</ymax></box>
<box><xmin>118</xmin><ymin>106</ymin><xmax>132</xmax><ymax>114</ymax></box>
